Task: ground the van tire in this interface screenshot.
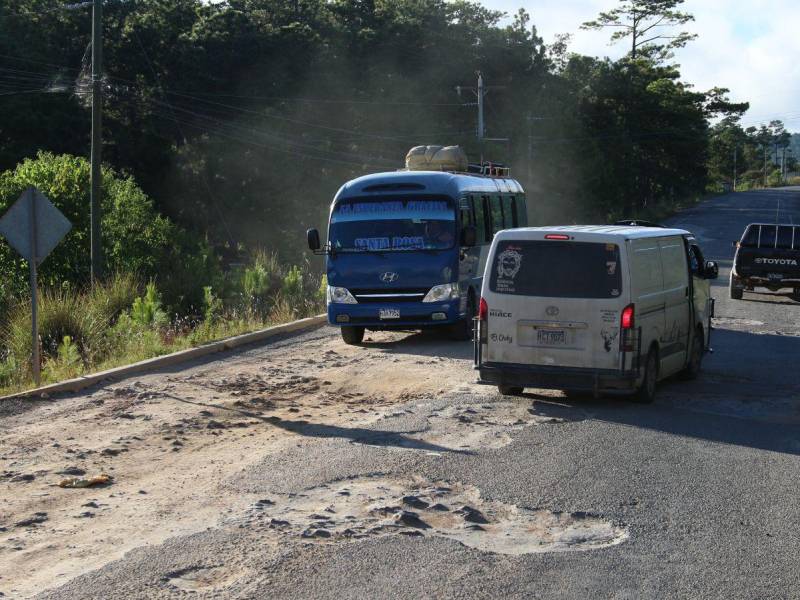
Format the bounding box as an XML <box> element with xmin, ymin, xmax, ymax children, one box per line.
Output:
<box><xmin>341</xmin><ymin>326</ymin><xmax>365</xmax><ymax>345</ymax></box>
<box><xmin>729</xmin><ymin>280</ymin><xmax>743</xmax><ymax>300</ymax></box>
<box><xmin>498</xmin><ymin>385</ymin><xmax>524</xmax><ymax>396</ymax></box>
<box><xmin>681</xmin><ymin>326</ymin><xmax>704</xmax><ymax>380</ymax></box>
<box><xmin>449</xmin><ymin>294</ymin><xmax>475</xmax><ymax>341</ymax></box>
<box><xmin>633</xmin><ymin>349</ymin><xmax>658</xmax><ymax>404</ymax></box>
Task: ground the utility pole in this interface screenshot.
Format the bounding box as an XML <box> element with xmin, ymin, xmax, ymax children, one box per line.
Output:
<box><xmin>733</xmin><ymin>145</ymin><xmax>737</xmax><ymax>192</ymax></box>
<box><xmin>90</xmin><ymin>0</ymin><xmax>103</xmax><ymax>282</ymax></box>
<box><xmin>455</xmin><ymin>72</ymin><xmax>507</xmax><ymax>166</ymax></box>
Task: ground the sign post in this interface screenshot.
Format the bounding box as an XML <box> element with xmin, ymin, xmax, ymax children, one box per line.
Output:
<box><xmin>0</xmin><ymin>187</ymin><xmax>72</xmax><ymax>387</ymax></box>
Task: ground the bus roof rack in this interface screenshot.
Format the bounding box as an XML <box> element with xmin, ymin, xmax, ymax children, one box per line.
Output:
<box><xmin>467</xmin><ymin>162</ymin><xmax>510</xmax><ymax>177</ymax></box>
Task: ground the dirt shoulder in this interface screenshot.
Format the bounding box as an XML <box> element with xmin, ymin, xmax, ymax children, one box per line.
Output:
<box><xmin>0</xmin><ymin>327</ymin><xmax>471</xmax><ymax>598</ymax></box>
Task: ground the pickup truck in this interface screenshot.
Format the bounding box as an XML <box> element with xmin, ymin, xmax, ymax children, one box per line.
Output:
<box><xmin>730</xmin><ymin>223</ymin><xmax>800</xmax><ymax>301</ymax></box>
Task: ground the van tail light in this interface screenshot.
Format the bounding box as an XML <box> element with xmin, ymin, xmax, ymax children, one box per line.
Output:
<box><xmin>478</xmin><ymin>297</ymin><xmax>488</xmax><ymax>321</ymax></box>
<box><xmin>621</xmin><ymin>304</ymin><xmax>635</xmax><ymax>351</ymax></box>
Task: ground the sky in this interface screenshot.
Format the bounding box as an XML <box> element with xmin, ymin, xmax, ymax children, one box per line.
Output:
<box><xmin>479</xmin><ymin>0</ymin><xmax>800</xmax><ymax>132</ymax></box>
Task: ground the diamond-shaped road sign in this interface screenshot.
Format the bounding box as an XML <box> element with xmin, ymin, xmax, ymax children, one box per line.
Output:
<box><xmin>0</xmin><ymin>187</ymin><xmax>71</xmax><ymax>264</ymax></box>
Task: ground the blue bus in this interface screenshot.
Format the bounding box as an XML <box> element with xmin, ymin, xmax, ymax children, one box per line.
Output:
<box><xmin>307</xmin><ymin>169</ymin><xmax>527</xmax><ymax>344</ymax></box>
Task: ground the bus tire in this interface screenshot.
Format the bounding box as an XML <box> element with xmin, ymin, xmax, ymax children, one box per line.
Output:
<box><xmin>449</xmin><ymin>294</ymin><xmax>475</xmax><ymax>341</ymax></box>
<box><xmin>341</xmin><ymin>326</ymin><xmax>365</xmax><ymax>345</ymax></box>
<box><xmin>633</xmin><ymin>348</ymin><xmax>658</xmax><ymax>404</ymax></box>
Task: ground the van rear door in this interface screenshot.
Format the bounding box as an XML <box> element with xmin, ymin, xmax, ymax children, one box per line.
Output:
<box><xmin>484</xmin><ymin>238</ymin><xmax>626</xmax><ymax>370</ymax></box>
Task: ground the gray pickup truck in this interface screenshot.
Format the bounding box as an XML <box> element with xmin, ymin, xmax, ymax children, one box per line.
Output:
<box><xmin>730</xmin><ymin>223</ymin><xmax>800</xmax><ymax>301</ymax></box>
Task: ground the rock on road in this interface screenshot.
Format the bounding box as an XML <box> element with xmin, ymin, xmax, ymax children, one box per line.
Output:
<box><xmin>2</xmin><ymin>188</ymin><xmax>800</xmax><ymax>599</ymax></box>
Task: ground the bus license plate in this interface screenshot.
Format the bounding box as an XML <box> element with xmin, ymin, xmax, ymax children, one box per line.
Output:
<box><xmin>768</xmin><ymin>273</ymin><xmax>783</xmax><ymax>281</ymax></box>
<box><xmin>537</xmin><ymin>329</ymin><xmax>566</xmax><ymax>345</ymax></box>
<box><xmin>379</xmin><ymin>309</ymin><xmax>400</xmax><ymax>320</ymax></box>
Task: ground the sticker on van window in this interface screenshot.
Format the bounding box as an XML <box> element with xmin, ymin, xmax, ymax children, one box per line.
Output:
<box><xmin>496</xmin><ymin>249</ymin><xmax>522</xmax><ymax>279</ymax></box>
<box><xmin>606</xmin><ymin>261</ymin><xmax>617</xmax><ymax>276</ymax></box>
<box><xmin>611</xmin><ymin>289</ymin><xmax>620</xmax><ymax>297</ymax></box>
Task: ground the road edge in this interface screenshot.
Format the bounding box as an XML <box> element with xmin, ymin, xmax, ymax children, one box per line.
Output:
<box><xmin>0</xmin><ymin>314</ymin><xmax>328</xmax><ymax>402</ymax></box>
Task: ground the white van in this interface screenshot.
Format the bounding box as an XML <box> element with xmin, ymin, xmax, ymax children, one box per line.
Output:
<box><xmin>475</xmin><ymin>226</ymin><xmax>718</xmax><ymax>403</ymax></box>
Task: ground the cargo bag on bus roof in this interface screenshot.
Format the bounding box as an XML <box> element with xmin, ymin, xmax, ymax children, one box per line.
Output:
<box><xmin>405</xmin><ymin>145</ymin><xmax>468</xmax><ymax>172</ymax></box>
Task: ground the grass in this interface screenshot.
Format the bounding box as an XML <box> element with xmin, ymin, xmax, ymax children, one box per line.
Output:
<box><xmin>0</xmin><ymin>263</ymin><xmax>326</xmax><ymax>397</ymax></box>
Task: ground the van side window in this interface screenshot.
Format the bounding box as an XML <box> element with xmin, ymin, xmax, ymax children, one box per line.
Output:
<box><xmin>490</xmin><ymin>196</ymin><xmax>504</xmax><ymax>234</ymax></box>
<box><xmin>472</xmin><ymin>195</ymin><xmax>489</xmax><ymax>243</ymax></box>
<box><xmin>502</xmin><ymin>196</ymin><xmax>515</xmax><ymax>229</ymax></box>
<box><xmin>660</xmin><ymin>239</ymin><xmax>689</xmax><ymax>289</ymax></box>
<box><xmin>514</xmin><ymin>196</ymin><xmax>528</xmax><ymax>227</ymax></box>
<box><xmin>630</xmin><ymin>240</ymin><xmax>664</xmax><ymax>296</ymax></box>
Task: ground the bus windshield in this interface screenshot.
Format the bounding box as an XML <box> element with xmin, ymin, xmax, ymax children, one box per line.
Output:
<box><xmin>330</xmin><ymin>197</ymin><xmax>456</xmax><ymax>252</ymax></box>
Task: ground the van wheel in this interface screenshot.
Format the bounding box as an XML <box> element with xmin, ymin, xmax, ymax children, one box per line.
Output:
<box><xmin>681</xmin><ymin>327</ymin><xmax>704</xmax><ymax>380</ymax></box>
<box><xmin>449</xmin><ymin>295</ymin><xmax>475</xmax><ymax>341</ymax></box>
<box><xmin>341</xmin><ymin>326</ymin><xmax>365</xmax><ymax>345</ymax></box>
<box><xmin>729</xmin><ymin>280</ymin><xmax>743</xmax><ymax>300</ymax></box>
<box><xmin>633</xmin><ymin>349</ymin><xmax>658</xmax><ymax>404</ymax></box>
<box><xmin>498</xmin><ymin>385</ymin><xmax>524</xmax><ymax>396</ymax></box>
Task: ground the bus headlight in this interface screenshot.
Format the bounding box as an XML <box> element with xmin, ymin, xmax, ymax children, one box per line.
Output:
<box><xmin>328</xmin><ymin>286</ymin><xmax>357</xmax><ymax>304</ymax></box>
<box><xmin>423</xmin><ymin>283</ymin><xmax>459</xmax><ymax>303</ymax></box>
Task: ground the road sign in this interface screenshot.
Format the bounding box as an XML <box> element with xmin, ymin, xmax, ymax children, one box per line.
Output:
<box><xmin>0</xmin><ymin>187</ymin><xmax>72</xmax><ymax>386</ymax></box>
<box><xmin>0</xmin><ymin>187</ymin><xmax>71</xmax><ymax>264</ymax></box>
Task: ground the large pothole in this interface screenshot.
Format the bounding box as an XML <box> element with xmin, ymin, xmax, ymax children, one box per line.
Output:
<box><xmin>240</xmin><ymin>476</ymin><xmax>627</xmax><ymax>555</ymax></box>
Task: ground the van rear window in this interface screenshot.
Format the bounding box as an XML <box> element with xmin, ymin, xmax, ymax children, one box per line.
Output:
<box><xmin>489</xmin><ymin>240</ymin><xmax>622</xmax><ymax>298</ymax></box>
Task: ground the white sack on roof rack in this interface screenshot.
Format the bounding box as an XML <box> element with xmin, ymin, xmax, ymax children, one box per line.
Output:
<box><xmin>405</xmin><ymin>145</ymin><xmax>468</xmax><ymax>172</ymax></box>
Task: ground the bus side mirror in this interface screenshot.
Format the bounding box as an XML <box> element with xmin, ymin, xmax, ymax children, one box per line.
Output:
<box><xmin>461</xmin><ymin>226</ymin><xmax>477</xmax><ymax>247</ymax></box>
<box><xmin>704</xmin><ymin>261</ymin><xmax>719</xmax><ymax>279</ymax></box>
<box><xmin>307</xmin><ymin>228</ymin><xmax>321</xmax><ymax>252</ymax></box>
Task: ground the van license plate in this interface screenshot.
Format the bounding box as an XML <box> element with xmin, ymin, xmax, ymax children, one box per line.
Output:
<box><xmin>379</xmin><ymin>309</ymin><xmax>400</xmax><ymax>320</ymax></box>
<box><xmin>537</xmin><ymin>329</ymin><xmax>566</xmax><ymax>345</ymax></box>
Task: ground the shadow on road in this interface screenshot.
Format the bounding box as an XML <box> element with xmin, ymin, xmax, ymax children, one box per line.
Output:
<box><xmin>522</xmin><ymin>327</ymin><xmax>800</xmax><ymax>456</ymax></box>
<box><xmin>364</xmin><ymin>330</ymin><xmax>474</xmax><ymax>360</ymax></box>
<box><xmin>163</xmin><ymin>393</ymin><xmax>472</xmax><ymax>455</ymax></box>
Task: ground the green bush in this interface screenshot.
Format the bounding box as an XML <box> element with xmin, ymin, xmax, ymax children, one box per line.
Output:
<box><xmin>131</xmin><ymin>282</ymin><xmax>167</xmax><ymax>328</ymax></box>
<box><xmin>281</xmin><ymin>265</ymin><xmax>304</xmax><ymax>300</ymax></box>
<box><xmin>87</xmin><ymin>272</ymin><xmax>139</xmax><ymax>326</ymax></box>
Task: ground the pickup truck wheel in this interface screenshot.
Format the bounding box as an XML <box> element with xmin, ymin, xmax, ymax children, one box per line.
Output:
<box><xmin>498</xmin><ymin>385</ymin><xmax>524</xmax><ymax>396</ymax></box>
<box><xmin>341</xmin><ymin>326</ymin><xmax>365</xmax><ymax>345</ymax></box>
<box><xmin>681</xmin><ymin>327</ymin><xmax>704</xmax><ymax>380</ymax></box>
<box><xmin>729</xmin><ymin>281</ymin><xmax>743</xmax><ymax>300</ymax></box>
<box><xmin>633</xmin><ymin>349</ymin><xmax>658</xmax><ymax>404</ymax></box>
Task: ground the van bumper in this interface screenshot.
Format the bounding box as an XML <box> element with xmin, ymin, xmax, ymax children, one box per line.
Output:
<box><xmin>478</xmin><ymin>362</ymin><xmax>639</xmax><ymax>393</ymax></box>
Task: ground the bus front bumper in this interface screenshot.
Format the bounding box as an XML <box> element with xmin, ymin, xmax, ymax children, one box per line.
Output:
<box><xmin>478</xmin><ymin>362</ymin><xmax>639</xmax><ymax>394</ymax></box>
<box><xmin>328</xmin><ymin>300</ymin><xmax>463</xmax><ymax>329</ymax></box>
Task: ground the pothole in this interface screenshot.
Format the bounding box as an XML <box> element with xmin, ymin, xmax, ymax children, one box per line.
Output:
<box><xmin>165</xmin><ymin>565</ymin><xmax>243</xmax><ymax>592</ymax></box>
<box><xmin>241</xmin><ymin>476</ymin><xmax>627</xmax><ymax>555</ymax></box>
<box><xmin>355</xmin><ymin>400</ymin><xmax>576</xmax><ymax>453</ymax></box>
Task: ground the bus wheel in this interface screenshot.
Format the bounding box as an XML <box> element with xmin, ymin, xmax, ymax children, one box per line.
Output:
<box><xmin>449</xmin><ymin>295</ymin><xmax>475</xmax><ymax>341</ymax></box>
<box><xmin>341</xmin><ymin>326</ymin><xmax>365</xmax><ymax>345</ymax></box>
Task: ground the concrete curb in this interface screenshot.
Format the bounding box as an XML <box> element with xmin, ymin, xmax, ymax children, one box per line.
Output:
<box><xmin>0</xmin><ymin>314</ymin><xmax>328</xmax><ymax>402</ymax></box>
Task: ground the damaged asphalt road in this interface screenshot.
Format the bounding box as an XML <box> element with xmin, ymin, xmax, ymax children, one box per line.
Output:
<box><xmin>3</xmin><ymin>188</ymin><xmax>800</xmax><ymax>599</ymax></box>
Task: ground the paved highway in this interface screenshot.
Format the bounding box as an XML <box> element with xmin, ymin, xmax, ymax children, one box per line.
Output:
<box><xmin>3</xmin><ymin>188</ymin><xmax>800</xmax><ymax>599</ymax></box>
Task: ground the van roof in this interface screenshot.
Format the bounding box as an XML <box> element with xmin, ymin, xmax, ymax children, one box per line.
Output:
<box><xmin>496</xmin><ymin>225</ymin><xmax>691</xmax><ymax>240</ymax></box>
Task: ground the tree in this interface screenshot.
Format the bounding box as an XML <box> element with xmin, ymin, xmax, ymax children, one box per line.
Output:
<box><xmin>581</xmin><ymin>0</ymin><xmax>697</xmax><ymax>61</ymax></box>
